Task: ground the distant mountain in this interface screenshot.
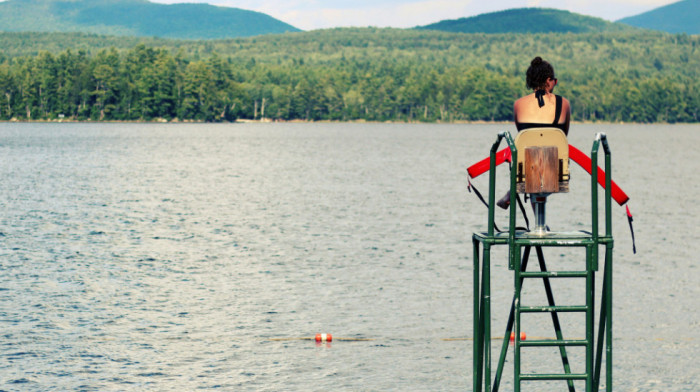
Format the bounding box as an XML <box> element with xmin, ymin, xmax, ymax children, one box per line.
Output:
<box><xmin>416</xmin><ymin>8</ymin><xmax>638</xmax><ymax>34</ymax></box>
<box><xmin>617</xmin><ymin>0</ymin><xmax>699</xmax><ymax>35</ymax></box>
<box><xmin>0</xmin><ymin>0</ymin><xmax>300</xmax><ymax>39</ymax></box>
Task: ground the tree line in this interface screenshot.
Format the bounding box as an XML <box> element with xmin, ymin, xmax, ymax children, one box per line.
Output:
<box><xmin>0</xmin><ymin>29</ymin><xmax>698</xmax><ymax>123</ymax></box>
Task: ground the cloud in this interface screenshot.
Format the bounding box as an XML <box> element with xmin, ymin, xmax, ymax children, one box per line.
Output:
<box><xmin>150</xmin><ymin>0</ymin><xmax>682</xmax><ymax>28</ymax></box>
<box><xmin>393</xmin><ymin>0</ymin><xmax>479</xmax><ymax>27</ymax></box>
<box><xmin>270</xmin><ymin>0</ymin><xmax>483</xmax><ymax>30</ymax></box>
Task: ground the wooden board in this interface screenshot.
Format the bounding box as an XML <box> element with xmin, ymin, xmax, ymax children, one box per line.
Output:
<box><xmin>524</xmin><ymin>146</ymin><xmax>559</xmax><ymax>193</ymax></box>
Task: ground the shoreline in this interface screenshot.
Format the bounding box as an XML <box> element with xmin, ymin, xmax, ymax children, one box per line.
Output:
<box><xmin>0</xmin><ymin>118</ymin><xmax>695</xmax><ymax>125</ymax></box>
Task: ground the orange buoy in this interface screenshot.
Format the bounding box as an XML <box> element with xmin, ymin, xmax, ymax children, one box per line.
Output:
<box><xmin>510</xmin><ymin>332</ymin><xmax>527</xmax><ymax>341</ymax></box>
<box><xmin>315</xmin><ymin>333</ymin><xmax>332</xmax><ymax>342</ymax></box>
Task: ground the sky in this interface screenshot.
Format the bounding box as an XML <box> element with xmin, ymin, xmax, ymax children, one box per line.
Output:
<box><xmin>150</xmin><ymin>0</ymin><xmax>679</xmax><ymax>30</ymax></box>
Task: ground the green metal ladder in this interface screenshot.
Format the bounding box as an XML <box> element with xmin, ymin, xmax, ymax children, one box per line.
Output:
<box><xmin>472</xmin><ymin>132</ymin><xmax>614</xmax><ymax>392</ymax></box>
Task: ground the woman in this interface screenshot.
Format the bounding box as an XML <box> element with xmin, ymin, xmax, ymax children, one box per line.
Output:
<box><xmin>497</xmin><ymin>57</ymin><xmax>571</xmax><ymax>209</ymax></box>
<box><xmin>514</xmin><ymin>56</ymin><xmax>570</xmax><ymax>135</ymax></box>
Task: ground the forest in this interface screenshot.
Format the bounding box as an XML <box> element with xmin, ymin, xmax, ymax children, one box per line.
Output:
<box><xmin>0</xmin><ymin>29</ymin><xmax>698</xmax><ymax>123</ymax></box>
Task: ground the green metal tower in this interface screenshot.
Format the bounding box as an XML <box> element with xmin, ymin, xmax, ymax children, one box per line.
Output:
<box><xmin>472</xmin><ymin>130</ymin><xmax>614</xmax><ymax>392</ymax></box>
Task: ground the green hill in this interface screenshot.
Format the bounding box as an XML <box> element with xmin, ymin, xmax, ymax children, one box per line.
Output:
<box><xmin>618</xmin><ymin>0</ymin><xmax>699</xmax><ymax>35</ymax></box>
<box><xmin>417</xmin><ymin>8</ymin><xmax>638</xmax><ymax>34</ymax></box>
<box><xmin>0</xmin><ymin>0</ymin><xmax>300</xmax><ymax>39</ymax></box>
<box><xmin>0</xmin><ymin>28</ymin><xmax>697</xmax><ymax>123</ymax></box>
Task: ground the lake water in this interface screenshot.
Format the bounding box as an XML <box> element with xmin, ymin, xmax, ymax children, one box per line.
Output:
<box><xmin>0</xmin><ymin>122</ymin><xmax>697</xmax><ymax>391</ymax></box>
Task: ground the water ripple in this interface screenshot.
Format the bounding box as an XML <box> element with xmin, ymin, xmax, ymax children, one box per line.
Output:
<box><xmin>0</xmin><ymin>123</ymin><xmax>697</xmax><ymax>391</ymax></box>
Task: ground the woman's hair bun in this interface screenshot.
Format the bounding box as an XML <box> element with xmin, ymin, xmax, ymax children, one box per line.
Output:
<box><xmin>525</xmin><ymin>56</ymin><xmax>554</xmax><ymax>90</ymax></box>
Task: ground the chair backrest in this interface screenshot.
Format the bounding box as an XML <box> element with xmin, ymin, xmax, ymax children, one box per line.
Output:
<box><xmin>514</xmin><ymin>127</ymin><xmax>570</xmax><ymax>194</ymax></box>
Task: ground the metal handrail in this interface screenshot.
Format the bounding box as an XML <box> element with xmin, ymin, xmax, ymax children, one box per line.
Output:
<box><xmin>591</xmin><ymin>132</ymin><xmax>615</xmax><ymax>392</ymax></box>
<box><xmin>591</xmin><ymin>132</ymin><xmax>614</xmax><ymax>238</ymax></box>
<box><xmin>590</xmin><ymin>132</ymin><xmax>614</xmax><ymax>270</ymax></box>
<box><xmin>487</xmin><ymin>132</ymin><xmax>518</xmax><ymax>271</ymax></box>
<box><xmin>487</xmin><ymin>132</ymin><xmax>516</xmax><ymax>237</ymax></box>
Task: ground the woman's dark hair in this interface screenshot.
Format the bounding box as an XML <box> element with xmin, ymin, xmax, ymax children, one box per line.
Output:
<box><xmin>526</xmin><ymin>56</ymin><xmax>555</xmax><ymax>90</ymax></box>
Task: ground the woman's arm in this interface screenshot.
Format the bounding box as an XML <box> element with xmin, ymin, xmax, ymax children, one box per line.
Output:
<box><xmin>562</xmin><ymin>97</ymin><xmax>571</xmax><ymax>135</ymax></box>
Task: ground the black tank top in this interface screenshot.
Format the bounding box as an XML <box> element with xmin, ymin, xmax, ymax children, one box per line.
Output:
<box><xmin>516</xmin><ymin>95</ymin><xmax>567</xmax><ymax>135</ymax></box>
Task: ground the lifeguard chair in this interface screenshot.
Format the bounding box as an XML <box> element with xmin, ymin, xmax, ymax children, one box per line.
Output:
<box><xmin>471</xmin><ymin>130</ymin><xmax>615</xmax><ymax>392</ymax></box>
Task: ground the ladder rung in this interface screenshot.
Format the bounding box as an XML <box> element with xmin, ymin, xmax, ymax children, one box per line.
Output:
<box><xmin>519</xmin><ymin>305</ymin><xmax>588</xmax><ymax>313</ymax></box>
<box><xmin>520</xmin><ymin>373</ymin><xmax>588</xmax><ymax>381</ymax></box>
<box><xmin>520</xmin><ymin>271</ymin><xmax>588</xmax><ymax>278</ymax></box>
<box><xmin>520</xmin><ymin>339</ymin><xmax>588</xmax><ymax>347</ymax></box>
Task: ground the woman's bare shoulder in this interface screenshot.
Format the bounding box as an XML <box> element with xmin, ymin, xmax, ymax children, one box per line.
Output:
<box><xmin>514</xmin><ymin>94</ymin><xmax>533</xmax><ymax>109</ymax></box>
<box><xmin>516</xmin><ymin>94</ymin><xmax>534</xmax><ymax>103</ymax></box>
<box><xmin>560</xmin><ymin>96</ymin><xmax>571</xmax><ymax>111</ymax></box>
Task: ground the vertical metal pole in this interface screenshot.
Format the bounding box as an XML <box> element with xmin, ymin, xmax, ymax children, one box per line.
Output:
<box><xmin>594</xmin><ymin>247</ymin><xmax>616</xmax><ymax>392</ymax></box>
<box><xmin>586</xmin><ymin>245</ymin><xmax>595</xmax><ymax>392</ymax></box>
<box><xmin>605</xmin><ymin>244</ymin><xmax>613</xmax><ymax>392</ymax></box>
<box><xmin>473</xmin><ymin>236</ymin><xmax>483</xmax><ymax>392</ymax></box>
<box><xmin>589</xmin><ymin>139</ymin><xmax>600</xmax><ymax>392</ymax></box>
<box><xmin>532</xmin><ymin>196</ymin><xmax>548</xmax><ymax>236</ymax></box>
<box><xmin>601</xmin><ymin>133</ymin><xmax>613</xmax><ymax>392</ymax></box>
<box><xmin>513</xmin><ymin>244</ymin><xmax>522</xmax><ymax>392</ymax></box>
<box><xmin>488</xmin><ymin>133</ymin><xmax>506</xmax><ymax>238</ymax></box>
<box><xmin>591</xmin><ymin>138</ymin><xmax>600</xmax><ymax>272</ymax></box>
<box><xmin>591</xmin><ymin>133</ymin><xmax>614</xmax><ymax>392</ymax></box>
<box><xmin>483</xmin><ymin>244</ymin><xmax>492</xmax><ymax>392</ymax></box>
<box><xmin>593</xmin><ymin>267</ymin><xmax>608</xmax><ymax>392</ymax></box>
<box><xmin>602</xmin><ymin>135</ymin><xmax>612</xmax><ymax>239</ymax></box>
<box><xmin>508</xmin><ymin>137</ymin><xmax>518</xmax><ymax>270</ymax></box>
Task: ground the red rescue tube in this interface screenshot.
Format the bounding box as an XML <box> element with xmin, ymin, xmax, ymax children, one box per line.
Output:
<box><xmin>568</xmin><ymin>145</ymin><xmax>629</xmax><ymax>206</ymax></box>
<box><xmin>466</xmin><ymin>145</ymin><xmax>629</xmax><ymax>206</ymax></box>
<box><xmin>466</xmin><ymin>147</ymin><xmax>512</xmax><ymax>179</ymax></box>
